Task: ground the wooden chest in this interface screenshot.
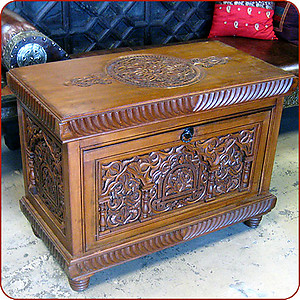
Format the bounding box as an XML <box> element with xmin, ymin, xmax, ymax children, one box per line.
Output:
<box><xmin>7</xmin><ymin>41</ymin><xmax>297</xmax><ymax>291</ymax></box>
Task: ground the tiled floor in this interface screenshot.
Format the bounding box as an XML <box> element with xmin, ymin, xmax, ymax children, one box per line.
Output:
<box><xmin>1</xmin><ymin>107</ymin><xmax>298</xmax><ymax>298</ymax></box>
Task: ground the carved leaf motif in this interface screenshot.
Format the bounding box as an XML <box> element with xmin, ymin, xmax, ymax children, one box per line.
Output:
<box><xmin>191</xmin><ymin>56</ymin><xmax>229</xmax><ymax>68</ymax></box>
<box><xmin>64</xmin><ymin>73</ymin><xmax>112</xmax><ymax>87</ymax></box>
<box><xmin>165</xmin><ymin>166</ymin><xmax>194</xmax><ymax>196</ymax></box>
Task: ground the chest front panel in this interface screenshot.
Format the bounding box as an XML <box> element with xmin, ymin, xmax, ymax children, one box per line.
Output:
<box><xmin>82</xmin><ymin>110</ymin><xmax>270</xmax><ymax>251</ymax></box>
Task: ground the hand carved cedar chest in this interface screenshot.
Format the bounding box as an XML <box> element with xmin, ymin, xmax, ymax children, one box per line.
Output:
<box><xmin>7</xmin><ymin>41</ymin><xmax>297</xmax><ymax>291</ymax></box>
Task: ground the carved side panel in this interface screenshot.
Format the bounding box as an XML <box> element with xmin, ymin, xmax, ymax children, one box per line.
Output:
<box><xmin>24</xmin><ymin>113</ymin><xmax>65</xmax><ymax>231</ymax></box>
<box><xmin>97</xmin><ymin>126</ymin><xmax>257</xmax><ymax>236</ymax></box>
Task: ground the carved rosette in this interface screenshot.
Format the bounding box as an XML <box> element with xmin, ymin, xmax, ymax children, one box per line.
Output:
<box><xmin>97</xmin><ymin>126</ymin><xmax>257</xmax><ymax>236</ymax></box>
<box><xmin>105</xmin><ymin>54</ymin><xmax>206</xmax><ymax>88</ymax></box>
<box><xmin>24</xmin><ymin>113</ymin><xmax>65</xmax><ymax>230</ymax></box>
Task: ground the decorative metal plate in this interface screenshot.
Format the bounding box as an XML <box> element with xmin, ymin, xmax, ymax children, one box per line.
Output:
<box><xmin>17</xmin><ymin>43</ymin><xmax>47</xmax><ymax>67</ymax></box>
<box><xmin>3</xmin><ymin>30</ymin><xmax>68</xmax><ymax>70</ymax></box>
<box><xmin>105</xmin><ymin>54</ymin><xmax>205</xmax><ymax>88</ymax></box>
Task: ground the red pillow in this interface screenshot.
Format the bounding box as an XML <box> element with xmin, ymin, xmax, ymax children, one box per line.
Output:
<box><xmin>208</xmin><ymin>2</ymin><xmax>278</xmax><ymax>40</ymax></box>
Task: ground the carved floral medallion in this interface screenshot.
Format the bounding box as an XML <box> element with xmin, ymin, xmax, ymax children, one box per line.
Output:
<box><xmin>106</xmin><ymin>54</ymin><xmax>205</xmax><ymax>88</ymax></box>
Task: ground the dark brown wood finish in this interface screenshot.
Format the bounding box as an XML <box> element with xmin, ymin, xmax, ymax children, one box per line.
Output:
<box><xmin>8</xmin><ymin>41</ymin><xmax>297</xmax><ymax>291</ymax></box>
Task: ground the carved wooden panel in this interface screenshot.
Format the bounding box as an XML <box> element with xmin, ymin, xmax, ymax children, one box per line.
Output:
<box><xmin>97</xmin><ymin>126</ymin><xmax>257</xmax><ymax>236</ymax></box>
<box><xmin>64</xmin><ymin>55</ymin><xmax>228</xmax><ymax>88</ymax></box>
<box><xmin>24</xmin><ymin>112</ymin><xmax>65</xmax><ymax>230</ymax></box>
<box><xmin>7</xmin><ymin>1</ymin><xmax>214</xmax><ymax>54</ymax></box>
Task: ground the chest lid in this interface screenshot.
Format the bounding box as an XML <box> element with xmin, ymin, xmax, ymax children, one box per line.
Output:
<box><xmin>7</xmin><ymin>41</ymin><xmax>296</xmax><ymax>142</ymax></box>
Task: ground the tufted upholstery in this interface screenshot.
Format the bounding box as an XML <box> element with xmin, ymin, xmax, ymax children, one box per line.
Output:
<box><xmin>6</xmin><ymin>1</ymin><xmax>215</xmax><ymax>54</ymax></box>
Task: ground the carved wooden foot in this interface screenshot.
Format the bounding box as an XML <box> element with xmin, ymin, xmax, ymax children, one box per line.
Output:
<box><xmin>68</xmin><ymin>277</ymin><xmax>90</xmax><ymax>291</ymax></box>
<box><xmin>244</xmin><ymin>216</ymin><xmax>263</xmax><ymax>228</ymax></box>
<box><xmin>31</xmin><ymin>225</ymin><xmax>41</xmax><ymax>238</ymax></box>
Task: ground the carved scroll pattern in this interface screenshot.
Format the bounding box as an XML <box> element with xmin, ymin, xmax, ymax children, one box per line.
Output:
<box><xmin>24</xmin><ymin>113</ymin><xmax>65</xmax><ymax>228</ymax></box>
<box><xmin>64</xmin><ymin>73</ymin><xmax>112</xmax><ymax>87</ymax></box>
<box><xmin>98</xmin><ymin>126</ymin><xmax>257</xmax><ymax>235</ymax></box>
